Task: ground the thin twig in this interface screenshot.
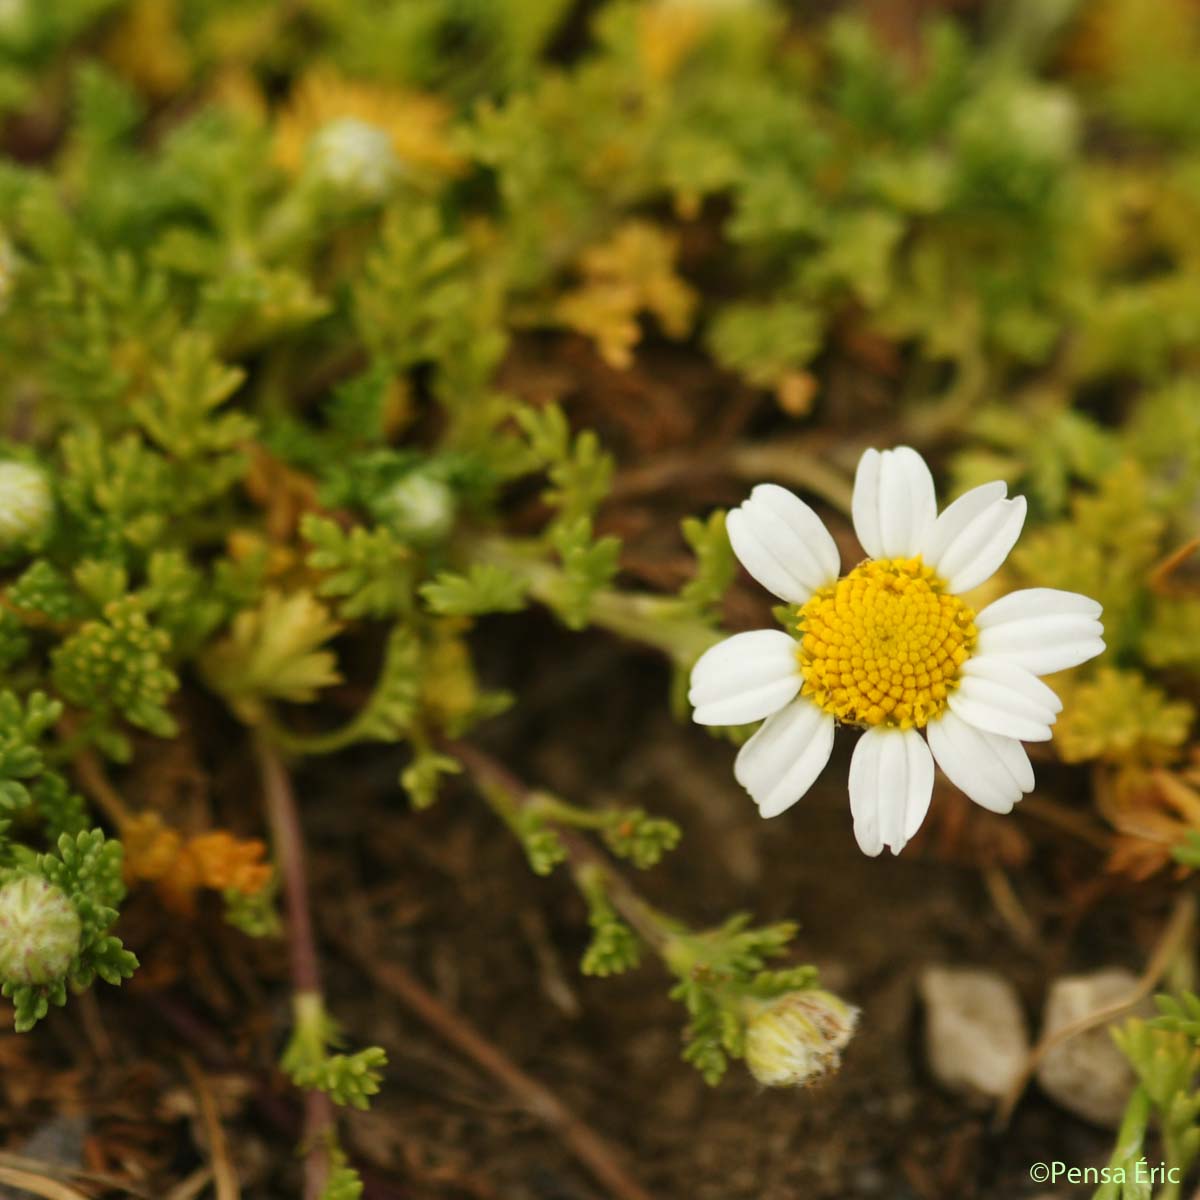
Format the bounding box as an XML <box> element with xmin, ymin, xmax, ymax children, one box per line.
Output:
<box><xmin>330</xmin><ymin>915</ymin><xmax>655</xmax><ymax>1200</ymax></box>
<box><xmin>163</xmin><ymin>1169</ymin><xmax>214</xmax><ymax>1200</ymax></box>
<box><xmin>995</xmin><ymin>891</ymin><xmax>1198</xmax><ymax>1129</ymax></box>
<box><xmin>1019</xmin><ymin>794</ymin><xmax>1113</xmax><ymax>851</ymax></box>
<box><xmin>1149</xmin><ymin>537</ymin><xmax>1200</xmax><ymax>597</ymax></box>
<box><xmin>254</xmin><ymin>735</ymin><xmax>334</xmax><ymax>1200</ymax></box>
<box><xmin>0</xmin><ymin>1166</ymin><xmax>89</xmax><ymax>1200</ymax></box>
<box><xmin>0</xmin><ymin>1155</ymin><xmax>151</xmax><ymax>1198</ymax></box>
<box><xmin>70</xmin><ymin>743</ymin><xmax>133</xmax><ymax>829</ymax></box>
<box><xmin>982</xmin><ymin>866</ymin><xmax>1039</xmax><ymax>951</ymax></box>
<box><xmin>182</xmin><ymin>1054</ymin><xmax>241</xmax><ymax>1200</ymax></box>
<box><xmin>448</xmin><ymin>739</ymin><xmax>669</xmax><ymax>952</ymax></box>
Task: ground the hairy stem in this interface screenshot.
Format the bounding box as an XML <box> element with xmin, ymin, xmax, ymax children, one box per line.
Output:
<box><xmin>475</xmin><ymin>537</ymin><xmax>721</xmax><ymax>666</ymax></box>
<box><xmin>254</xmin><ymin>735</ymin><xmax>334</xmax><ymax>1200</ymax></box>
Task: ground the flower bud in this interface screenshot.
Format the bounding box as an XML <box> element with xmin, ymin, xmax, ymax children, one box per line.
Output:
<box><xmin>743</xmin><ymin>988</ymin><xmax>859</xmax><ymax>1087</ymax></box>
<box><xmin>0</xmin><ymin>876</ymin><xmax>82</xmax><ymax>986</ymax></box>
<box><xmin>0</xmin><ymin>461</ymin><xmax>53</xmax><ymax>548</ymax></box>
<box><xmin>308</xmin><ymin>118</ymin><xmax>400</xmax><ymax>203</ymax></box>
<box><xmin>375</xmin><ymin>473</ymin><xmax>456</xmax><ymax>545</ymax></box>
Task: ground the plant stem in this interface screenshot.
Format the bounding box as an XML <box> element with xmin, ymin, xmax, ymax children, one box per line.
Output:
<box><xmin>474</xmin><ymin>537</ymin><xmax>721</xmax><ymax>666</ymax></box>
<box><xmin>254</xmin><ymin>734</ymin><xmax>334</xmax><ymax>1200</ymax></box>
<box><xmin>449</xmin><ymin>738</ymin><xmax>674</xmax><ymax>953</ymax></box>
<box><xmin>70</xmin><ymin>744</ymin><xmax>133</xmax><ymax>830</ymax></box>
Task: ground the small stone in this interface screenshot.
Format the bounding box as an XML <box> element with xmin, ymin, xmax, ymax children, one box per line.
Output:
<box><xmin>920</xmin><ymin>966</ymin><xmax>1029</xmax><ymax>1102</ymax></box>
<box><xmin>1036</xmin><ymin>968</ymin><xmax>1150</xmax><ymax>1128</ymax></box>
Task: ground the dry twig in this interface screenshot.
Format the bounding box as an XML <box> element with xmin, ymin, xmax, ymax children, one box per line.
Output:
<box><xmin>995</xmin><ymin>891</ymin><xmax>1198</xmax><ymax>1128</ymax></box>
<box><xmin>0</xmin><ymin>1166</ymin><xmax>90</xmax><ymax>1200</ymax></box>
<box><xmin>182</xmin><ymin>1055</ymin><xmax>240</xmax><ymax>1200</ymax></box>
<box><xmin>331</xmin><ymin>913</ymin><xmax>656</xmax><ymax>1200</ymax></box>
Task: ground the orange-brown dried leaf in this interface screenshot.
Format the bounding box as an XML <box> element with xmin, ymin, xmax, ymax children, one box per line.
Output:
<box><xmin>123</xmin><ymin>813</ymin><xmax>272</xmax><ymax>914</ymax></box>
<box><xmin>186</xmin><ymin>832</ymin><xmax>272</xmax><ymax>896</ymax></box>
<box><xmin>1099</xmin><ymin>764</ymin><xmax>1200</xmax><ymax>881</ymax></box>
<box><xmin>244</xmin><ymin>445</ymin><xmax>321</xmax><ymax>543</ymax></box>
<box><xmin>123</xmin><ymin>812</ymin><xmax>184</xmax><ymax>884</ymax></box>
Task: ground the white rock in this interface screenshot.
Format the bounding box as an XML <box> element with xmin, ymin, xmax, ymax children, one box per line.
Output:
<box><xmin>1036</xmin><ymin>968</ymin><xmax>1149</xmax><ymax>1128</ymax></box>
<box><xmin>921</xmin><ymin>966</ymin><xmax>1029</xmax><ymax>1102</ymax></box>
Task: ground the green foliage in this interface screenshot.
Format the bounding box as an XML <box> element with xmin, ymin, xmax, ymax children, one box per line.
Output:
<box><xmin>304</xmin><ymin>514</ymin><xmax>413</xmax><ymax>620</ymax></box>
<box><xmin>8</xmin><ymin>560</ymin><xmax>85</xmax><ymax>622</ymax></box>
<box><xmin>201</xmin><ymin>590</ymin><xmax>342</xmax><ymax>725</ymax></box>
<box><xmin>664</xmin><ymin>914</ymin><xmax>818</xmax><ymax>1085</ymax></box>
<box><xmin>0</xmin><ymin>830</ymin><xmax>137</xmax><ymax>1031</ymax></box>
<box><xmin>400</xmin><ymin>748</ymin><xmax>462</xmax><ymax>811</ymax></box>
<box><xmin>1055</xmin><ymin>668</ymin><xmax>1193</xmax><ymax>765</ymax></box>
<box><xmin>0</xmin><ymin>691</ymin><xmax>61</xmax><ymax>812</ymax></box>
<box><xmin>354</xmin><ymin>202</ymin><xmax>506</xmax><ymax>393</ymax></box>
<box><xmin>677</xmin><ymin>512</ymin><xmax>736</xmax><ymax>620</ymax></box>
<box><xmin>1108</xmin><ymin>1012</ymin><xmax>1200</xmax><ymax>1196</ymax></box>
<box><xmin>5</xmin><ymin>0</ymin><xmax>1200</xmax><ymax>1181</ymax></box>
<box><xmin>579</xmin><ymin>867</ymin><xmax>641</xmax><ymax>978</ymax></box>
<box><xmin>223</xmin><ymin>876</ymin><xmax>282</xmax><ymax>939</ymax></box>
<box><xmin>546</xmin><ymin>518</ymin><xmax>622</xmax><ymax>630</ymax></box>
<box><xmin>600</xmin><ymin>808</ymin><xmax>681</xmax><ymax>870</ymax></box>
<box><xmin>51</xmin><ymin>596</ymin><xmax>179</xmax><ymax>739</ymax></box>
<box><xmin>320</xmin><ymin>1149</ymin><xmax>365</xmax><ymax>1200</ymax></box>
<box><xmin>513</xmin><ymin>815</ymin><xmax>567</xmax><ymax>877</ymax></box>
<box><xmin>282</xmin><ymin>994</ymin><xmax>387</xmax><ymax>1111</ymax></box>
<box><xmin>420</xmin><ymin>562</ymin><xmax>528</xmax><ymax>617</ymax></box>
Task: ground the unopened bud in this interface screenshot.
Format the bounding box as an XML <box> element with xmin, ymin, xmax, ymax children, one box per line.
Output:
<box><xmin>375</xmin><ymin>473</ymin><xmax>455</xmax><ymax>545</ymax></box>
<box><xmin>0</xmin><ymin>876</ymin><xmax>82</xmax><ymax>985</ymax></box>
<box><xmin>743</xmin><ymin>988</ymin><xmax>859</xmax><ymax>1087</ymax></box>
<box><xmin>0</xmin><ymin>461</ymin><xmax>52</xmax><ymax>548</ymax></box>
<box><xmin>308</xmin><ymin>118</ymin><xmax>400</xmax><ymax>203</ymax></box>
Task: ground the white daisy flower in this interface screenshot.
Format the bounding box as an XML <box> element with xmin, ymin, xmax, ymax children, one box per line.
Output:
<box><xmin>688</xmin><ymin>446</ymin><xmax>1105</xmax><ymax>857</ymax></box>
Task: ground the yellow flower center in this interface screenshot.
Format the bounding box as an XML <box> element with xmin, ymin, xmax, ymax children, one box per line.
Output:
<box><xmin>796</xmin><ymin>557</ymin><xmax>976</xmax><ymax>730</ymax></box>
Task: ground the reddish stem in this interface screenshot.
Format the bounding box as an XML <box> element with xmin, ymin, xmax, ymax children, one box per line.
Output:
<box><xmin>255</xmin><ymin>735</ymin><xmax>335</xmax><ymax>1200</ymax></box>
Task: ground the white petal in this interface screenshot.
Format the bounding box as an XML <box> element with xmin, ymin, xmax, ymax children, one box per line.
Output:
<box><xmin>976</xmin><ymin>617</ymin><xmax>1104</xmax><ymax>676</ymax></box>
<box><xmin>962</xmin><ymin>656</ymin><xmax>1064</xmax><ymax>712</ymax></box>
<box><xmin>926</xmin><ymin>709</ymin><xmax>1035</xmax><ymax>815</ymax></box>
<box><xmin>726</xmin><ymin>484</ymin><xmax>839</xmax><ymax>604</ymax></box>
<box><xmin>919</xmin><ymin>481</ymin><xmax>1007</xmax><ymax>568</ymax></box>
<box><xmin>689</xmin><ymin>630</ymin><xmax>801</xmax><ymax>725</ymax></box>
<box><xmin>947</xmin><ymin>655</ymin><xmax>1060</xmax><ymax>742</ymax></box>
<box><xmin>976</xmin><ymin>587</ymin><xmax>1102</xmax><ymax>626</ymax></box>
<box><xmin>975</xmin><ymin>588</ymin><xmax>1105</xmax><ymax>673</ymax></box>
<box><xmin>852</xmin><ymin>449</ymin><xmax>883</xmax><ymax>559</ymax></box>
<box><xmin>734</xmin><ymin>698</ymin><xmax>836</xmax><ymax>818</ymax></box>
<box><xmin>932</xmin><ymin>495</ymin><xmax>1027</xmax><ymax>594</ymax></box>
<box><xmin>848</xmin><ymin>726</ymin><xmax>934</xmax><ymax>857</ymax></box>
<box><xmin>852</xmin><ymin>446</ymin><xmax>937</xmax><ymax>560</ymax></box>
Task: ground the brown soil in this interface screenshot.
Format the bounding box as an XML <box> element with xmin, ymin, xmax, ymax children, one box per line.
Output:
<box><xmin>0</xmin><ymin>340</ymin><xmax>1162</xmax><ymax>1198</ymax></box>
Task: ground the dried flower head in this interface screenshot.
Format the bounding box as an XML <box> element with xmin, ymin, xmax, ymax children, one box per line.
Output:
<box><xmin>744</xmin><ymin>989</ymin><xmax>860</xmax><ymax>1087</ymax></box>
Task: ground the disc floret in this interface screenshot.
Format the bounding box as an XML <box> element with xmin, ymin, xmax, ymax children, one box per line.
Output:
<box><xmin>796</xmin><ymin>556</ymin><xmax>976</xmax><ymax>730</ymax></box>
